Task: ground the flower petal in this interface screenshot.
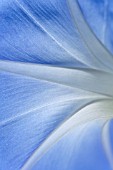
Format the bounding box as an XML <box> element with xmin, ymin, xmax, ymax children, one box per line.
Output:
<box><xmin>68</xmin><ymin>0</ymin><xmax>113</xmax><ymax>72</ymax></box>
<box><xmin>0</xmin><ymin>60</ymin><xmax>113</xmax><ymax>97</ymax></box>
<box><xmin>21</xmin><ymin>100</ymin><xmax>113</xmax><ymax>169</ymax></box>
<box><xmin>33</xmin><ymin>121</ymin><xmax>111</xmax><ymax>170</ymax></box>
<box><xmin>78</xmin><ymin>0</ymin><xmax>113</xmax><ymax>54</ymax></box>
<box><xmin>0</xmin><ymin>70</ymin><xmax>102</xmax><ymax>170</ymax></box>
<box><xmin>0</xmin><ymin>0</ymin><xmax>110</xmax><ymax>70</ymax></box>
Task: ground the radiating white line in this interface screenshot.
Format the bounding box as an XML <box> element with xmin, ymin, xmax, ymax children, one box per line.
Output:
<box><xmin>15</xmin><ymin>0</ymin><xmax>89</xmax><ymax>67</ymax></box>
<box><xmin>0</xmin><ymin>98</ymin><xmax>95</xmax><ymax>127</ymax></box>
<box><xmin>67</xmin><ymin>0</ymin><xmax>113</xmax><ymax>72</ymax></box>
<box><xmin>22</xmin><ymin>100</ymin><xmax>113</xmax><ymax>170</ymax></box>
<box><xmin>0</xmin><ymin>60</ymin><xmax>113</xmax><ymax>97</ymax></box>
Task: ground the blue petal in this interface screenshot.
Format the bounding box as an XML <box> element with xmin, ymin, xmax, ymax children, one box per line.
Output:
<box><xmin>68</xmin><ymin>0</ymin><xmax>113</xmax><ymax>72</ymax></box>
<box><xmin>0</xmin><ymin>0</ymin><xmax>111</xmax><ymax>70</ymax></box>
<box><xmin>0</xmin><ymin>0</ymin><xmax>85</xmax><ymax>67</ymax></box>
<box><xmin>31</xmin><ymin>121</ymin><xmax>111</xmax><ymax>170</ymax></box>
<box><xmin>78</xmin><ymin>0</ymin><xmax>113</xmax><ymax>54</ymax></box>
<box><xmin>0</xmin><ymin>0</ymin><xmax>113</xmax><ymax>170</ymax></box>
<box><xmin>21</xmin><ymin>100</ymin><xmax>113</xmax><ymax>169</ymax></box>
<box><xmin>0</xmin><ymin>70</ymin><xmax>101</xmax><ymax>170</ymax></box>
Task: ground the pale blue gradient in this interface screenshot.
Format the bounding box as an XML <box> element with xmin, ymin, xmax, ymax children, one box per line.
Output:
<box><xmin>0</xmin><ymin>0</ymin><xmax>113</xmax><ymax>170</ymax></box>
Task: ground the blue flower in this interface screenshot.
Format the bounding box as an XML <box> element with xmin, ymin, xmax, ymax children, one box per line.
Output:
<box><xmin>0</xmin><ymin>0</ymin><xmax>113</xmax><ymax>170</ymax></box>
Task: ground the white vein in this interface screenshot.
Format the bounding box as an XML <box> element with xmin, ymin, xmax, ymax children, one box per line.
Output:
<box><xmin>22</xmin><ymin>100</ymin><xmax>113</xmax><ymax>170</ymax></box>
<box><xmin>15</xmin><ymin>0</ymin><xmax>89</xmax><ymax>67</ymax></box>
<box><xmin>0</xmin><ymin>60</ymin><xmax>113</xmax><ymax>97</ymax></box>
<box><xmin>67</xmin><ymin>0</ymin><xmax>113</xmax><ymax>72</ymax></box>
<box><xmin>0</xmin><ymin>98</ymin><xmax>96</xmax><ymax>127</ymax></box>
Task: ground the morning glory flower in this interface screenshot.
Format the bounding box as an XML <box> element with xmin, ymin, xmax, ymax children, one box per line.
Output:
<box><xmin>0</xmin><ymin>0</ymin><xmax>113</xmax><ymax>170</ymax></box>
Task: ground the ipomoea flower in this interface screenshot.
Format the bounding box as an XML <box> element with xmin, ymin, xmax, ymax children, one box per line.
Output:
<box><xmin>0</xmin><ymin>0</ymin><xmax>113</xmax><ymax>170</ymax></box>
